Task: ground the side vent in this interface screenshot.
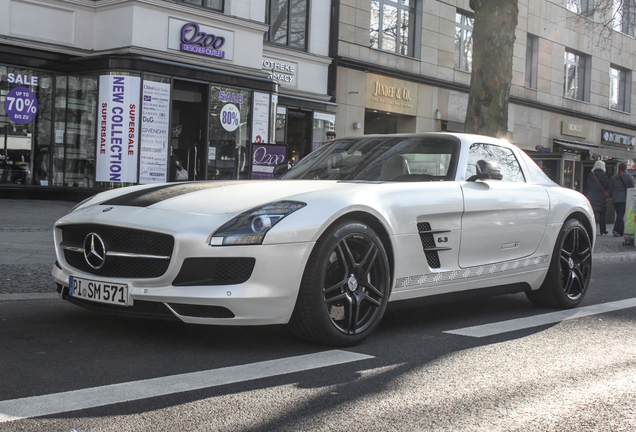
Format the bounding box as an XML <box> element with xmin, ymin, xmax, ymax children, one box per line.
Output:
<box><xmin>417</xmin><ymin>222</ymin><xmax>452</xmax><ymax>269</ymax></box>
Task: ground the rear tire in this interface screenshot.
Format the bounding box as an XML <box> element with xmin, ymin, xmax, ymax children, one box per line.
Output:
<box><xmin>526</xmin><ymin>218</ymin><xmax>592</xmax><ymax>308</ymax></box>
<box><xmin>289</xmin><ymin>219</ymin><xmax>391</xmax><ymax>347</ymax></box>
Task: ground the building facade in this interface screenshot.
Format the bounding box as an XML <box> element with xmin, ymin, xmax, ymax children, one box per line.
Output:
<box><xmin>3</xmin><ymin>0</ymin><xmax>636</xmax><ymax>200</ymax></box>
<box><xmin>330</xmin><ymin>0</ymin><xmax>636</xmax><ymax>194</ymax></box>
<box><xmin>0</xmin><ymin>0</ymin><xmax>335</xmax><ymax>198</ymax></box>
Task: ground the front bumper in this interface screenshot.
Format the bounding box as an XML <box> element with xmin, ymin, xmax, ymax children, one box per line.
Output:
<box><xmin>52</xmin><ymin>241</ymin><xmax>315</xmax><ymax>326</ymax></box>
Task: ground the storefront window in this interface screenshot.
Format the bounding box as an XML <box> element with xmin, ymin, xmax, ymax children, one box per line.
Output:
<box><xmin>1</xmin><ymin>66</ymin><xmax>53</xmax><ymax>186</ymax></box>
<box><xmin>275</xmin><ymin>107</ymin><xmax>286</xmax><ymax>145</ymax></box>
<box><xmin>312</xmin><ymin>113</ymin><xmax>335</xmax><ymax>152</ymax></box>
<box><xmin>54</xmin><ymin>75</ymin><xmax>98</xmax><ymax>188</ymax></box>
<box><xmin>208</xmin><ymin>85</ymin><xmax>252</xmax><ymax>179</ymax></box>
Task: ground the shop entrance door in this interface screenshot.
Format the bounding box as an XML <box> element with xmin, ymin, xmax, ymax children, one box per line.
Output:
<box><xmin>287</xmin><ymin>109</ymin><xmax>313</xmax><ymax>163</ymax></box>
<box><xmin>171</xmin><ymin>80</ymin><xmax>208</xmax><ymax>181</ymax></box>
<box><xmin>364</xmin><ymin>109</ymin><xmax>416</xmax><ymax>134</ymax></box>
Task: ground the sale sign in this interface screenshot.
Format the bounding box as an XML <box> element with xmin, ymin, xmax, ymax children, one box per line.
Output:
<box><xmin>4</xmin><ymin>87</ymin><xmax>38</xmax><ymax>125</ymax></box>
<box><xmin>96</xmin><ymin>75</ymin><xmax>141</xmax><ymax>183</ymax></box>
<box><xmin>220</xmin><ymin>104</ymin><xmax>240</xmax><ymax>132</ymax></box>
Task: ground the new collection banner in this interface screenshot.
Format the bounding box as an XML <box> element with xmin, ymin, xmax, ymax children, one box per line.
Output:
<box><xmin>96</xmin><ymin>75</ymin><xmax>141</xmax><ymax>183</ymax></box>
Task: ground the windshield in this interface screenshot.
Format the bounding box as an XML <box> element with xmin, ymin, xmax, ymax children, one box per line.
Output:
<box><xmin>282</xmin><ymin>135</ymin><xmax>460</xmax><ymax>182</ymax></box>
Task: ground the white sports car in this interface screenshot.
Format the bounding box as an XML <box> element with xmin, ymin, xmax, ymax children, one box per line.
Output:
<box><xmin>52</xmin><ymin>133</ymin><xmax>595</xmax><ymax>346</ymax></box>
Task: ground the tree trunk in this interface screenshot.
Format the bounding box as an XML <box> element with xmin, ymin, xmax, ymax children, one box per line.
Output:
<box><xmin>464</xmin><ymin>0</ymin><xmax>519</xmax><ymax>138</ymax></box>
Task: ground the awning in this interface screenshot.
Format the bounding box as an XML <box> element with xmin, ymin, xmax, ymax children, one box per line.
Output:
<box><xmin>552</xmin><ymin>139</ymin><xmax>598</xmax><ymax>152</ymax></box>
<box><xmin>595</xmin><ymin>146</ymin><xmax>634</xmax><ymax>160</ymax></box>
<box><xmin>553</xmin><ymin>139</ymin><xmax>634</xmax><ymax>160</ymax></box>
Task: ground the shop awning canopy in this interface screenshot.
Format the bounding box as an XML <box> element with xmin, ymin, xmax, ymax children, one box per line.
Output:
<box><xmin>553</xmin><ymin>139</ymin><xmax>634</xmax><ymax>160</ymax></box>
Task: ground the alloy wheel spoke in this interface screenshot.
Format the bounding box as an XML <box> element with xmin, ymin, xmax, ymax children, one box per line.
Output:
<box><xmin>346</xmin><ymin>294</ymin><xmax>359</xmax><ymax>334</ymax></box>
<box><xmin>325</xmin><ymin>292</ymin><xmax>348</xmax><ymax>304</ymax></box>
<box><xmin>563</xmin><ymin>269</ymin><xmax>576</xmax><ymax>295</ymax></box>
<box><xmin>324</xmin><ymin>279</ymin><xmax>347</xmax><ymax>295</ymax></box>
<box><xmin>338</xmin><ymin>239</ymin><xmax>357</xmax><ymax>274</ymax></box>
<box><xmin>357</xmin><ymin>245</ymin><xmax>379</xmax><ymax>278</ymax></box>
<box><xmin>571</xmin><ymin>228</ymin><xmax>580</xmax><ymax>256</ymax></box>
<box><xmin>359</xmin><ymin>291</ymin><xmax>382</xmax><ymax>307</ymax></box>
<box><xmin>360</xmin><ymin>280</ymin><xmax>383</xmax><ymax>299</ymax></box>
<box><xmin>569</xmin><ymin>268</ymin><xmax>585</xmax><ymax>296</ymax></box>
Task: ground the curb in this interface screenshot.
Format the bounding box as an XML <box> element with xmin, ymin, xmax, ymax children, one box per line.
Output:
<box><xmin>0</xmin><ymin>253</ymin><xmax>634</xmax><ymax>301</ymax></box>
<box><xmin>0</xmin><ymin>293</ymin><xmax>59</xmax><ymax>302</ymax></box>
<box><xmin>594</xmin><ymin>252</ymin><xmax>636</xmax><ymax>263</ymax></box>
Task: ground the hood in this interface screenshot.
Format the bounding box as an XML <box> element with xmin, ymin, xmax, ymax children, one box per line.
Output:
<box><xmin>94</xmin><ymin>180</ymin><xmax>359</xmax><ymax>216</ymax></box>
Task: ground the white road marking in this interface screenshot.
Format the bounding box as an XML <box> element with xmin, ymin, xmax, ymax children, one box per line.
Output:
<box><xmin>444</xmin><ymin>298</ymin><xmax>636</xmax><ymax>338</ymax></box>
<box><xmin>0</xmin><ymin>350</ymin><xmax>373</xmax><ymax>423</ymax></box>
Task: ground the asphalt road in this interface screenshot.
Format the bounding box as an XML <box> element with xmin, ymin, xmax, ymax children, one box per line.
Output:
<box><xmin>1</xmin><ymin>199</ymin><xmax>635</xmax><ymax>431</ymax></box>
<box><xmin>0</xmin><ymin>261</ymin><xmax>635</xmax><ymax>431</ymax></box>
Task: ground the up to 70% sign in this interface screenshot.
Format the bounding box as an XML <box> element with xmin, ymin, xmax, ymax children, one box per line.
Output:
<box><xmin>4</xmin><ymin>86</ymin><xmax>39</xmax><ymax>125</ymax></box>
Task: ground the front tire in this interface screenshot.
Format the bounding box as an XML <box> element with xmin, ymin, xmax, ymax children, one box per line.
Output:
<box><xmin>526</xmin><ymin>218</ymin><xmax>592</xmax><ymax>308</ymax></box>
<box><xmin>289</xmin><ymin>219</ymin><xmax>391</xmax><ymax>347</ymax></box>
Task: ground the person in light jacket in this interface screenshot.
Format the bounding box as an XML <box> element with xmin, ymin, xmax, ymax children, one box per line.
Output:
<box><xmin>586</xmin><ymin>160</ymin><xmax>612</xmax><ymax>235</ymax></box>
<box><xmin>611</xmin><ymin>162</ymin><xmax>635</xmax><ymax>237</ymax></box>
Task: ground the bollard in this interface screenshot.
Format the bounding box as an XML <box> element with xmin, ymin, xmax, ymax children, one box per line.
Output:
<box><xmin>624</xmin><ymin>189</ymin><xmax>636</xmax><ymax>246</ymax></box>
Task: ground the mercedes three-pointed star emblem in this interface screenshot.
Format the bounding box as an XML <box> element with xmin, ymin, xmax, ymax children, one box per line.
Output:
<box><xmin>83</xmin><ymin>232</ymin><xmax>106</xmax><ymax>269</ymax></box>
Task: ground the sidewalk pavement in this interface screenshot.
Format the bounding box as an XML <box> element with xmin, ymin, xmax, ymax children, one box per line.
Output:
<box><xmin>1</xmin><ymin>199</ymin><xmax>635</xmax><ymax>296</ymax></box>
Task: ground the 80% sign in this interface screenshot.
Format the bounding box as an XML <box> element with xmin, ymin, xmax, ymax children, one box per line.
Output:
<box><xmin>4</xmin><ymin>86</ymin><xmax>39</xmax><ymax>125</ymax></box>
<box><xmin>220</xmin><ymin>104</ymin><xmax>240</xmax><ymax>132</ymax></box>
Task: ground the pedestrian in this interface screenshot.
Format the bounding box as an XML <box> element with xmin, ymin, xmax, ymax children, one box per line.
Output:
<box><xmin>610</xmin><ymin>162</ymin><xmax>635</xmax><ymax>237</ymax></box>
<box><xmin>326</xmin><ymin>131</ymin><xmax>336</xmax><ymax>142</ymax></box>
<box><xmin>586</xmin><ymin>160</ymin><xmax>612</xmax><ymax>235</ymax></box>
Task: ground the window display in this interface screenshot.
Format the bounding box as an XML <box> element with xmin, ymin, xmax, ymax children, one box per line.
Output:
<box><xmin>1</xmin><ymin>66</ymin><xmax>53</xmax><ymax>186</ymax></box>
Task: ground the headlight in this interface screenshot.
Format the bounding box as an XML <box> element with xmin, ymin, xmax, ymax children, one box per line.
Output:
<box><xmin>210</xmin><ymin>201</ymin><xmax>306</xmax><ymax>246</ymax></box>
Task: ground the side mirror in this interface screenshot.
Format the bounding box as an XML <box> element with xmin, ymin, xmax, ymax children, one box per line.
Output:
<box><xmin>468</xmin><ymin>160</ymin><xmax>503</xmax><ymax>182</ymax></box>
<box><xmin>273</xmin><ymin>162</ymin><xmax>291</xmax><ymax>178</ymax></box>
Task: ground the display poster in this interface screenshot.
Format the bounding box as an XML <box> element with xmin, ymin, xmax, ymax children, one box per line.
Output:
<box><xmin>251</xmin><ymin>92</ymin><xmax>270</xmax><ymax>144</ymax></box>
<box><xmin>96</xmin><ymin>75</ymin><xmax>141</xmax><ymax>183</ymax></box>
<box><xmin>251</xmin><ymin>144</ymin><xmax>287</xmax><ymax>180</ymax></box>
<box><xmin>4</xmin><ymin>86</ymin><xmax>38</xmax><ymax>125</ymax></box>
<box><xmin>139</xmin><ymin>81</ymin><xmax>171</xmax><ymax>184</ymax></box>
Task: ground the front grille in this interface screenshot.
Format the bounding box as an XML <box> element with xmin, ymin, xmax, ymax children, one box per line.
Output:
<box><xmin>60</xmin><ymin>224</ymin><xmax>174</xmax><ymax>278</ymax></box>
<box><xmin>172</xmin><ymin>257</ymin><xmax>256</xmax><ymax>286</ymax></box>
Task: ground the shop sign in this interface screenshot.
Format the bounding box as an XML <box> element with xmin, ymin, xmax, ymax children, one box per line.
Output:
<box><xmin>251</xmin><ymin>144</ymin><xmax>287</xmax><ymax>180</ymax></box>
<box><xmin>4</xmin><ymin>87</ymin><xmax>38</xmax><ymax>125</ymax></box>
<box><xmin>262</xmin><ymin>59</ymin><xmax>297</xmax><ymax>87</ymax></box>
<box><xmin>601</xmin><ymin>129</ymin><xmax>635</xmax><ymax>147</ymax></box>
<box><xmin>168</xmin><ymin>18</ymin><xmax>234</xmax><ymax>61</ymax></box>
<box><xmin>181</xmin><ymin>23</ymin><xmax>225</xmax><ymax>58</ymax></box>
<box><xmin>7</xmin><ymin>73</ymin><xmax>39</xmax><ymax>86</ymax></box>
<box><xmin>252</xmin><ymin>92</ymin><xmax>270</xmax><ymax>143</ymax></box>
<box><xmin>96</xmin><ymin>75</ymin><xmax>140</xmax><ymax>183</ymax></box>
<box><xmin>139</xmin><ymin>81</ymin><xmax>171</xmax><ymax>184</ymax></box>
<box><xmin>561</xmin><ymin>121</ymin><xmax>588</xmax><ymax>139</ymax></box>
<box><xmin>365</xmin><ymin>74</ymin><xmax>417</xmax><ymax>116</ymax></box>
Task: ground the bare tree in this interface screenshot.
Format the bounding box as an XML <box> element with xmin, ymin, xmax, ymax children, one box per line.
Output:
<box><xmin>568</xmin><ymin>0</ymin><xmax>636</xmax><ymax>52</ymax></box>
<box><xmin>464</xmin><ymin>0</ymin><xmax>519</xmax><ymax>139</ymax></box>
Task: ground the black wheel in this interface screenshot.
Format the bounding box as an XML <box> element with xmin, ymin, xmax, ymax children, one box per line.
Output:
<box><xmin>289</xmin><ymin>219</ymin><xmax>391</xmax><ymax>347</ymax></box>
<box><xmin>526</xmin><ymin>218</ymin><xmax>592</xmax><ymax>308</ymax></box>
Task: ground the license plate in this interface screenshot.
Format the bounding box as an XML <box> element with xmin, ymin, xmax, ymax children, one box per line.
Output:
<box><xmin>69</xmin><ymin>276</ymin><xmax>129</xmax><ymax>306</ymax></box>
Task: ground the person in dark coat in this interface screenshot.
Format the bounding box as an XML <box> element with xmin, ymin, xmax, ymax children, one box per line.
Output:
<box><xmin>586</xmin><ymin>160</ymin><xmax>612</xmax><ymax>235</ymax></box>
<box><xmin>610</xmin><ymin>162</ymin><xmax>635</xmax><ymax>237</ymax></box>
